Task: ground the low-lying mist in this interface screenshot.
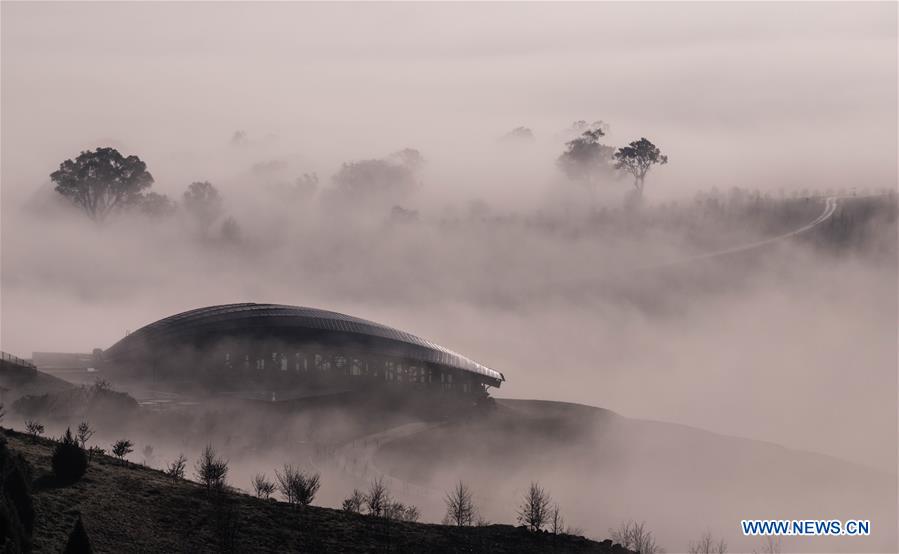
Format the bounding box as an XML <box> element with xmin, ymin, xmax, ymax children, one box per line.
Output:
<box><xmin>1</xmin><ymin>2</ymin><xmax>896</xmax><ymax>552</ymax></box>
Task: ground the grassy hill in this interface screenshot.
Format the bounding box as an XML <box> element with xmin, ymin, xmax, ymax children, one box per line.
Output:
<box><xmin>0</xmin><ymin>365</ymin><xmax>73</xmax><ymax>403</ymax></box>
<box><xmin>0</xmin><ymin>427</ymin><xmax>630</xmax><ymax>553</ymax></box>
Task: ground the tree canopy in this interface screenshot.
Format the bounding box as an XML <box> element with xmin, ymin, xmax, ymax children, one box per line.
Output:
<box><xmin>556</xmin><ymin>129</ymin><xmax>616</xmax><ymax>185</ymax></box>
<box><xmin>50</xmin><ymin>147</ymin><xmax>154</xmax><ymax>221</ymax></box>
<box><xmin>183</xmin><ymin>181</ymin><xmax>223</xmax><ymax>232</ymax></box>
<box><xmin>613</xmin><ymin>138</ymin><xmax>668</xmax><ymax>195</ymax></box>
<box><xmin>332</xmin><ymin>159</ymin><xmax>417</xmax><ymax>198</ymax></box>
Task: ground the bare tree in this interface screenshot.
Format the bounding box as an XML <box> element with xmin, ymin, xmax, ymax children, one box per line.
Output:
<box><xmin>166</xmin><ymin>454</ymin><xmax>187</xmax><ymax>482</ymax></box>
<box><xmin>444</xmin><ymin>481</ymin><xmax>475</xmax><ymax>526</ymax></box>
<box><xmin>364</xmin><ymin>478</ymin><xmax>390</xmax><ymax>517</ymax></box>
<box><xmin>342</xmin><ymin>489</ymin><xmax>365</xmax><ymax>513</ymax></box>
<box><xmin>274</xmin><ymin>465</ymin><xmax>319</xmax><ymax>507</ymax></box>
<box><xmin>0</xmin><ymin>403</ymin><xmax>5</xmax><ymax>422</ymax></box>
<box><xmin>195</xmin><ymin>444</ymin><xmax>228</xmax><ymax>491</ymax></box>
<box><xmin>386</xmin><ymin>501</ymin><xmax>420</xmax><ymax>523</ymax></box>
<box><xmin>752</xmin><ymin>536</ymin><xmax>782</xmax><ymax>554</ymax></box>
<box><xmin>550</xmin><ymin>504</ymin><xmax>565</xmax><ymax>535</ymax></box>
<box><xmin>111</xmin><ymin>439</ymin><xmax>134</xmax><ymax>464</ymax></box>
<box><xmin>76</xmin><ymin>421</ymin><xmax>94</xmax><ymax>449</ymax></box>
<box><xmin>275</xmin><ymin>465</ymin><xmax>298</xmax><ymax>504</ymax></box>
<box><xmin>610</xmin><ymin>520</ymin><xmax>664</xmax><ymax>554</ymax></box>
<box><xmin>24</xmin><ymin>420</ymin><xmax>45</xmax><ymax>441</ymax></box>
<box><xmin>517</xmin><ymin>482</ymin><xmax>552</xmax><ymax>532</ymax></box>
<box><xmin>689</xmin><ymin>531</ymin><xmax>727</xmax><ymax>554</ymax></box>
<box><xmin>252</xmin><ymin>473</ymin><xmax>276</xmax><ymax>499</ymax></box>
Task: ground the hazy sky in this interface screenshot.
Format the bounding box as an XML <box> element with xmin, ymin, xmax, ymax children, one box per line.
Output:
<box><xmin>2</xmin><ymin>2</ymin><xmax>896</xmax><ymax>203</ymax></box>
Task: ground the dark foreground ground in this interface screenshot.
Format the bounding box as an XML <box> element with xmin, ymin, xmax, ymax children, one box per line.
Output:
<box><xmin>1</xmin><ymin>428</ymin><xmax>630</xmax><ymax>554</ymax></box>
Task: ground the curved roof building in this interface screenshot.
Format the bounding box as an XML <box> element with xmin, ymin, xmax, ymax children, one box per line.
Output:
<box><xmin>104</xmin><ymin>303</ymin><xmax>503</xmax><ymax>392</ymax></box>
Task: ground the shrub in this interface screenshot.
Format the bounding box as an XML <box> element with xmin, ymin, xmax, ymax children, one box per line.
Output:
<box><xmin>76</xmin><ymin>422</ymin><xmax>94</xmax><ymax>449</ymax></box>
<box><xmin>274</xmin><ymin>465</ymin><xmax>319</xmax><ymax>507</ymax></box>
<box><xmin>24</xmin><ymin>420</ymin><xmax>44</xmax><ymax>441</ymax></box>
<box><xmin>87</xmin><ymin>446</ymin><xmax>105</xmax><ymax>463</ymax></box>
<box><xmin>610</xmin><ymin>520</ymin><xmax>663</xmax><ymax>554</ymax></box>
<box><xmin>364</xmin><ymin>478</ymin><xmax>389</xmax><ymax>518</ymax></box>
<box><xmin>251</xmin><ymin>473</ymin><xmax>275</xmax><ymax>499</ymax></box>
<box><xmin>51</xmin><ymin>428</ymin><xmax>88</xmax><ymax>483</ymax></box>
<box><xmin>165</xmin><ymin>454</ymin><xmax>187</xmax><ymax>482</ymax></box>
<box><xmin>386</xmin><ymin>501</ymin><xmax>420</xmax><ymax>523</ymax></box>
<box><xmin>195</xmin><ymin>445</ymin><xmax>228</xmax><ymax>491</ymax></box>
<box><xmin>342</xmin><ymin>489</ymin><xmax>365</xmax><ymax>513</ymax></box>
<box><xmin>111</xmin><ymin>439</ymin><xmax>133</xmax><ymax>464</ymax></box>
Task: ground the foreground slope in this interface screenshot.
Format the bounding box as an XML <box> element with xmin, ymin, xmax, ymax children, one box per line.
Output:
<box><xmin>2</xmin><ymin>428</ymin><xmax>628</xmax><ymax>554</ymax></box>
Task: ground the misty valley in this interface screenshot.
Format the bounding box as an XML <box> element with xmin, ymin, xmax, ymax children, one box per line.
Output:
<box><xmin>1</xmin><ymin>3</ymin><xmax>897</xmax><ymax>554</ymax></box>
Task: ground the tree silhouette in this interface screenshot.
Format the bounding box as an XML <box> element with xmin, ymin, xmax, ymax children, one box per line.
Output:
<box><xmin>557</xmin><ymin>129</ymin><xmax>616</xmax><ymax>191</ymax></box>
<box><xmin>610</xmin><ymin>520</ymin><xmax>663</xmax><ymax>554</ymax></box>
<box><xmin>183</xmin><ymin>181</ymin><xmax>223</xmax><ymax>233</ymax></box>
<box><xmin>51</xmin><ymin>147</ymin><xmax>154</xmax><ymax>221</ymax></box>
<box><xmin>111</xmin><ymin>439</ymin><xmax>133</xmax><ymax>464</ymax></box>
<box><xmin>138</xmin><ymin>192</ymin><xmax>177</xmax><ymax>219</ymax></box>
<box><xmin>517</xmin><ymin>482</ymin><xmax>551</xmax><ymax>531</ymax></box>
<box><xmin>689</xmin><ymin>531</ymin><xmax>727</xmax><ymax>554</ymax></box>
<box><xmin>614</xmin><ymin>138</ymin><xmax>668</xmax><ymax>196</ymax></box>
<box><xmin>444</xmin><ymin>481</ymin><xmax>475</xmax><ymax>526</ymax></box>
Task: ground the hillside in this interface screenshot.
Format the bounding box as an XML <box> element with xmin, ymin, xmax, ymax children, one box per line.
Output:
<box><xmin>374</xmin><ymin>399</ymin><xmax>897</xmax><ymax>553</ymax></box>
<box><xmin>0</xmin><ymin>428</ymin><xmax>630</xmax><ymax>553</ymax></box>
<box><xmin>0</xmin><ymin>365</ymin><xmax>73</xmax><ymax>402</ymax></box>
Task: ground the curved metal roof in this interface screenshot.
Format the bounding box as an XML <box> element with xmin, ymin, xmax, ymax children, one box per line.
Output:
<box><xmin>105</xmin><ymin>303</ymin><xmax>503</xmax><ymax>383</ymax></box>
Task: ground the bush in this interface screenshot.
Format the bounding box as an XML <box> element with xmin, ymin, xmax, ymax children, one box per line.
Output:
<box><xmin>386</xmin><ymin>501</ymin><xmax>420</xmax><ymax>523</ymax></box>
<box><xmin>364</xmin><ymin>478</ymin><xmax>389</xmax><ymax>517</ymax></box>
<box><xmin>165</xmin><ymin>454</ymin><xmax>187</xmax><ymax>482</ymax></box>
<box><xmin>342</xmin><ymin>489</ymin><xmax>365</xmax><ymax>513</ymax></box>
<box><xmin>251</xmin><ymin>474</ymin><xmax>275</xmax><ymax>499</ymax></box>
<box><xmin>195</xmin><ymin>445</ymin><xmax>228</xmax><ymax>491</ymax></box>
<box><xmin>76</xmin><ymin>421</ymin><xmax>94</xmax><ymax>449</ymax></box>
<box><xmin>23</xmin><ymin>420</ymin><xmax>44</xmax><ymax>441</ymax></box>
<box><xmin>87</xmin><ymin>446</ymin><xmax>105</xmax><ymax>463</ymax></box>
<box><xmin>51</xmin><ymin>428</ymin><xmax>88</xmax><ymax>483</ymax></box>
<box><xmin>274</xmin><ymin>465</ymin><xmax>319</xmax><ymax>507</ymax></box>
<box><xmin>111</xmin><ymin>439</ymin><xmax>133</xmax><ymax>464</ymax></box>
